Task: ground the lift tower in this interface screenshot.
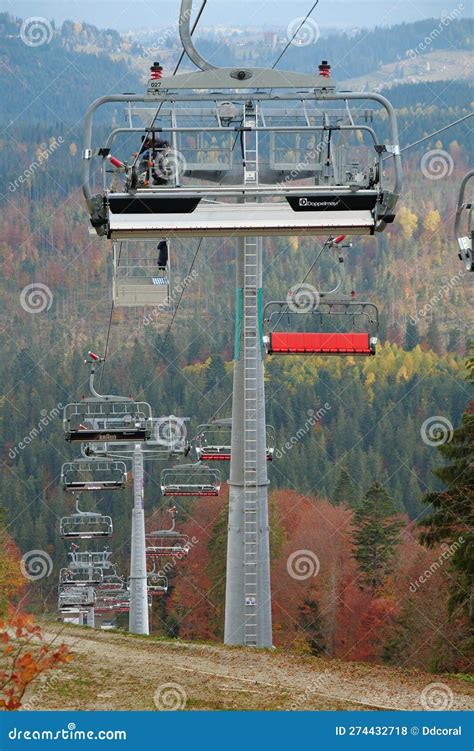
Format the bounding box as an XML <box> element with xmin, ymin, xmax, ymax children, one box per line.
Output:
<box><xmin>226</xmin><ymin>103</ymin><xmax>272</xmax><ymax>646</ymax></box>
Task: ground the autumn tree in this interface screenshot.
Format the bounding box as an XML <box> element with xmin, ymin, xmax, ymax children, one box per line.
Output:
<box><xmin>353</xmin><ymin>482</ymin><xmax>403</xmax><ymax>592</ymax></box>
<box><xmin>0</xmin><ymin>613</ymin><xmax>71</xmax><ymax>710</ymax></box>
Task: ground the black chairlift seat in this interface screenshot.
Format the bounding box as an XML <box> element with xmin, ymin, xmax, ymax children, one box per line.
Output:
<box><xmin>263</xmin><ymin>299</ymin><xmax>379</xmax><ymax>357</ymax></box>
<box><xmin>60</xmin><ymin>511</ymin><xmax>113</xmax><ymax>539</ymax></box>
<box><xmin>63</xmin><ymin>399</ymin><xmax>153</xmax><ymax>443</ymax></box>
<box><xmin>61</xmin><ymin>459</ymin><xmax>128</xmax><ymax>491</ymax></box>
<box><xmin>59</xmin><ymin>567</ymin><xmax>103</xmax><ymax>587</ymax></box>
<box><xmin>106</xmin><ymin>191</ymin><xmax>380</xmax><ymax>239</ymax></box>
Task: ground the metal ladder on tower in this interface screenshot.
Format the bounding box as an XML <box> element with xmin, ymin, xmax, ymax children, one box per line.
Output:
<box><xmin>243</xmin><ymin>102</ymin><xmax>259</xmax><ymax>646</ymax></box>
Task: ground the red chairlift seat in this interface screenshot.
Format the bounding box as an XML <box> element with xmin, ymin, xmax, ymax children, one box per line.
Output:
<box><xmin>263</xmin><ymin>299</ymin><xmax>379</xmax><ymax>357</ymax></box>
<box><xmin>160</xmin><ymin>463</ymin><xmax>221</xmax><ymax>497</ymax></box>
<box><xmin>268</xmin><ymin>331</ymin><xmax>376</xmax><ymax>356</ymax></box>
<box><xmin>195</xmin><ymin>422</ymin><xmax>275</xmax><ymax>462</ymax></box>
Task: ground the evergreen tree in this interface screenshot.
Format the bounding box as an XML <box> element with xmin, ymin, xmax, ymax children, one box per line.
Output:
<box><xmin>332</xmin><ymin>466</ymin><xmax>357</xmax><ymax>507</ymax></box>
<box><xmin>204</xmin><ymin>354</ymin><xmax>227</xmax><ymax>395</ymax></box>
<box><xmin>353</xmin><ymin>482</ymin><xmax>403</xmax><ymax>591</ymax></box>
<box><xmin>405</xmin><ymin>320</ymin><xmax>419</xmax><ymax>351</ymax></box>
<box><xmin>418</xmin><ymin>359</ymin><xmax>473</xmax><ymax>620</ymax></box>
<box><xmin>426</xmin><ymin>317</ymin><xmax>443</xmax><ymax>354</ymax></box>
<box><xmin>298</xmin><ymin>598</ymin><xmax>326</xmax><ymax>655</ymax></box>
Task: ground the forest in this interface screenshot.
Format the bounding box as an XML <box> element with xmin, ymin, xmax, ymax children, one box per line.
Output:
<box><xmin>0</xmin><ymin>11</ymin><xmax>472</xmax><ymax>683</ymax></box>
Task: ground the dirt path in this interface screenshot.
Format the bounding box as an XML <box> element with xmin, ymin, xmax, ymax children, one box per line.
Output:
<box><xmin>26</xmin><ymin>624</ymin><xmax>474</xmax><ymax>712</ymax></box>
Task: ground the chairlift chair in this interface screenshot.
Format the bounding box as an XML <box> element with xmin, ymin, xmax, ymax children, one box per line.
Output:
<box><xmin>58</xmin><ymin>586</ymin><xmax>95</xmax><ymax>609</ymax></box>
<box><xmin>59</xmin><ymin>567</ymin><xmax>103</xmax><ymax>587</ymax></box>
<box><xmin>455</xmin><ymin>170</ymin><xmax>473</xmax><ymax>272</ymax></box>
<box><xmin>195</xmin><ymin>421</ymin><xmax>275</xmax><ymax>461</ymax></box>
<box><xmin>147</xmin><ymin>572</ymin><xmax>169</xmax><ymax>596</ymax></box>
<box><xmin>95</xmin><ymin>590</ymin><xmax>130</xmax><ymax>614</ymax></box>
<box><xmin>112</xmin><ymin>240</ymin><xmax>171</xmax><ymax>306</ymax></box>
<box><xmin>96</xmin><ymin>572</ymin><xmax>125</xmax><ymax>593</ymax></box>
<box><xmin>63</xmin><ymin>399</ymin><xmax>153</xmax><ymax>443</ymax></box>
<box><xmin>145</xmin><ymin>507</ymin><xmax>191</xmax><ymax>559</ymax></box>
<box><xmin>85</xmin><ymin>101</ymin><xmax>401</xmax><ymax>239</ymax></box>
<box><xmin>68</xmin><ymin>548</ymin><xmax>114</xmax><ymax>570</ymax></box>
<box><xmin>60</xmin><ymin>497</ymin><xmax>113</xmax><ymax>539</ymax></box>
<box><xmin>263</xmin><ymin>297</ymin><xmax>379</xmax><ymax>356</ymax></box>
<box><xmin>82</xmin><ymin>6</ymin><xmax>402</xmax><ymax>241</ymax></box>
<box><xmin>61</xmin><ymin>458</ymin><xmax>127</xmax><ymax>491</ymax></box>
<box><xmin>160</xmin><ymin>463</ymin><xmax>221</xmax><ymax>497</ymax></box>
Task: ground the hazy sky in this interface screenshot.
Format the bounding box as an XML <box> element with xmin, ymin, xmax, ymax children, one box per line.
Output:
<box><xmin>1</xmin><ymin>0</ymin><xmax>470</xmax><ymax>31</ymax></box>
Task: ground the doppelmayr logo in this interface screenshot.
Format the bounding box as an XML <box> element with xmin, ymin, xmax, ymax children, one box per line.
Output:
<box><xmin>299</xmin><ymin>197</ymin><xmax>340</xmax><ymax>207</ymax></box>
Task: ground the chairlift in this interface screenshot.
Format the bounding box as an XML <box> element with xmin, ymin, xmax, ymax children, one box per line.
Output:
<box><xmin>63</xmin><ymin>398</ymin><xmax>153</xmax><ymax>443</ymax></box>
<box><xmin>58</xmin><ymin>586</ymin><xmax>95</xmax><ymax>609</ymax></box>
<box><xmin>112</xmin><ymin>240</ymin><xmax>171</xmax><ymax>307</ymax></box>
<box><xmin>95</xmin><ymin>590</ymin><xmax>130</xmax><ymax>614</ymax></box>
<box><xmin>147</xmin><ymin>572</ymin><xmax>169</xmax><ymax>596</ymax></box>
<box><xmin>60</xmin><ymin>497</ymin><xmax>113</xmax><ymax>539</ymax></box>
<box><xmin>263</xmin><ymin>297</ymin><xmax>379</xmax><ymax>356</ymax></box>
<box><xmin>455</xmin><ymin>170</ymin><xmax>473</xmax><ymax>272</ymax></box>
<box><xmin>160</xmin><ymin>463</ymin><xmax>221</xmax><ymax>497</ymax></box>
<box><xmin>145</xmin><ymin>507</ymin><xmax>191</xmax><ymax>559</ymax></box>
<box><xmin>61</xmin><ymin>458</ymin><xmax>127</xmax><ymax>492</ymax></box>
<box><xmin>68</xmin><ymin>548</ymin><xmax>114</xmax><ymax>570</ymax></box>
<box><xmin>195</xmin><ymin>421</ymin><xmax>275</xmax><ymax>461</ymax></box>
<box><xmin>83</xmin><ymin>7</ymin><xmax>401</xmax><ymax>241</ymax></box>
<box><xmin>59</xmin><ymin>567</ymin><xmax>103</xmax><ymax>587</ymax></box>
<box><xmin>96</xmin><ymin>572</ymin><xmax>125</xmax><ymax>593</ymax></box>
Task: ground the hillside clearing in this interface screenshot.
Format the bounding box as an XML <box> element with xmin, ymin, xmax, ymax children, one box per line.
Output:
<box><xmin>23</xmin><ymin>624</ymin><xmax>474</xmax><ymax>712</ymax></box>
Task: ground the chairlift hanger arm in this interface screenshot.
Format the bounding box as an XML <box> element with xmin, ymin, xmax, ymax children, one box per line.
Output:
<box><xmin>85</xmin><ymin>351</ymin><xmax>131</xmax><ymax>402</ymax></box>
<box><xmin>179</xmin><ymin>0</ymin><xmax>216</xmax><ymax>71</ymax></box>
<box><xmin>455</xmin><ymin>170</ymin><xmax>473</xmax><ymax>236</ymax></box>
<box><xmin>455</xmin><ymin>170</ymin><xmax>474</xmax><ymax>272</ymax></box>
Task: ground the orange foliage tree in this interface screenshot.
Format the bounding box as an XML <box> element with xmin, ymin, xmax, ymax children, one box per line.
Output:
<box><xmin>0</xmin><ymin>612</ymin><xmax>72</xmax><ymax>710</ymax></box>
